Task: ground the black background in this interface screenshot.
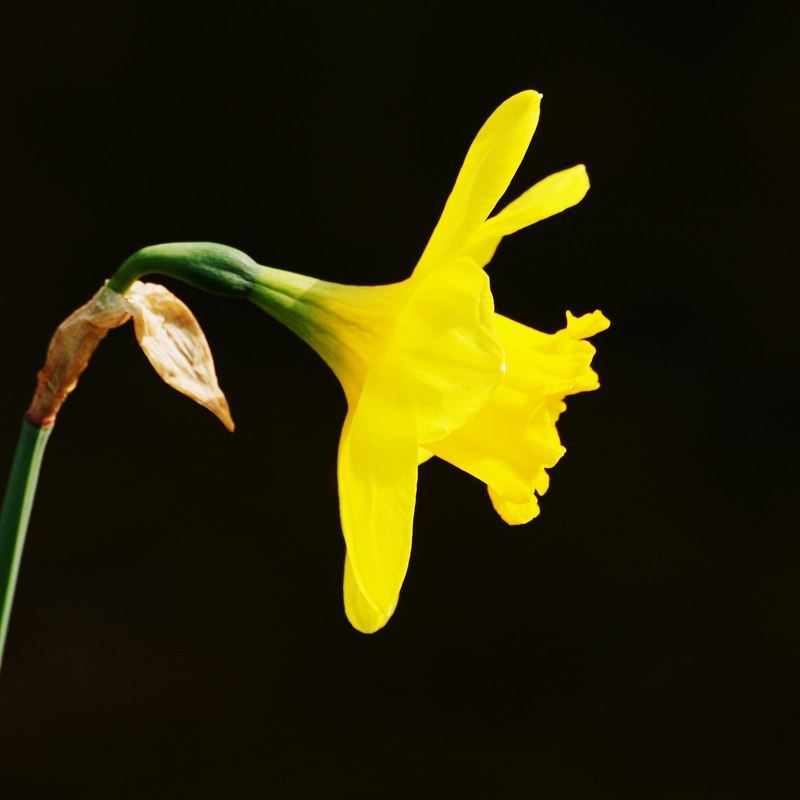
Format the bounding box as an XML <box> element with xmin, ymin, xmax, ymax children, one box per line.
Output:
<box><xmin>1</xmin><ymin>1</ymin><xmax>799</xmax><ymax>797</ymax></box>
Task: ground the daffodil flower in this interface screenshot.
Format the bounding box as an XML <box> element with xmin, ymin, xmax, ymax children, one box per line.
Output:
<box><xmin>0</xmin><ymin>89</ymin><xmax>608</xmax><ymax>677</ymax></box>
<box><xmin>102</xmin><ymin>91</ymin><xmax>607</xmax><ymax>634</ymax></box>
<box><xmin>242</xmin><ymin>90</ymin><xmax>609</xmax><ymax>632</ymax></box>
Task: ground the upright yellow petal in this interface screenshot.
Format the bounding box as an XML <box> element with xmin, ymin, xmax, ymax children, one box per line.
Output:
<box><xmin>337</xmin><ymin>359</ymin><xmax>419</xmax><ymax>616</ymax></box>
<box><xmin>457</xmin><ymin>165</ymin><xmax>591</xmax><ymax>269</ymax></box>
<box><xmin>413</xmin><ymin>91</ymin><xmax>542</xmax><ymax>279</ymax></box>
<box><xmin>390</xmin><ymin>258</ymin><xmax>505</xmax><ymax>444</ymax></box>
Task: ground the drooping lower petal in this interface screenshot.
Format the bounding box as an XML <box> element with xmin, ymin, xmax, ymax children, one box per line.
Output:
<box><xmin>343</xmin><ymin>553</ymin><xmax>396</xmax><ymax>633</ymax></box>
<box><xmin>456</xmin><ymin>164</ymin><xmax>591</xmax><ymax>269</ymax></box>
<box><xmin>390</xmin><ymin>257</ymin><xmax>505</xmax><ymax>444</ymax></box>
<box><xmin>337</xmin><ymin>359</ymin><xmax>419</xmax><ymax>617</ymax></box>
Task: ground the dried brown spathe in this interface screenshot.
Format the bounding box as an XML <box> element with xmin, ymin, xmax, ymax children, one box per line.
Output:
<box><xmin>123</xmin><ymin>282</ymin><xmax>234</xmax><ymax>431</ymax></box>
<box><xmin>27</xmin><ymin>282</ymin><xmax>233</xmax><ymax>431</ymax></box>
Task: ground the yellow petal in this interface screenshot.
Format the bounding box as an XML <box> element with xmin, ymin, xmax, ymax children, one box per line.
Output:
<box><xmin>430</xmin><ymin>384</ymin><xmax>565</xmax><ymax>506</ymax></box>
<box><xmin>488</xmin><ymin>486</ymin><xmax>540</xmax><ymax>525</ymax></box>
<box><xmin>413</xmin><ymin>91</ymin><xmax>542</xmax><ymax>280</ymax></box>
<box><xmin>417</xmin><ymin>447</ymin><xmax>434</xmax><ymax>465</ymax></box>
<box><xmin>428</xmin><ymin>310</ymin><xmax>608</xmax><ymax>519</ymax></box>
<box><xmin>343</xmin><ymin>552</ymin><xmax>395</xmax><ymax>633</ymax></box>
<box><xmin>564</xmin><ymin>308</ymin><xmax>610</xmax><ymax>340</ymax></box>
<box><xmin>390</xmin><ymin>258</ymin><xmax>505</xmax><ymax>444</ymax></box>
<box><xmin>123</xmin><ymin>281</ymin><xmax>234</xmax><ymax>431</ymax></box>
<box><xmin>457</xmin><ymin>165</ymin><xmax>591</xmax><ymax>268</ymax></box>
<box><xmin>337</xmin><ymin>359</ymin><xmax>418</xmax><ymax>617</ymax></box>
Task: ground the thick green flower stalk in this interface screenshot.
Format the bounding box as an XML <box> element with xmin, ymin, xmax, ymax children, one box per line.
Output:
<box><xmin>0</xmin><ymin>90</ymin><xmax>607</xmax><ymax>669</ymax></box>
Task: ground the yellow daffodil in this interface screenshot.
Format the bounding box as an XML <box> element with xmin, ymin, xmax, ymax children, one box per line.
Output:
<box><xmin>244</xmin><ymin>90</ymin><xmax>609</xmax><ymax>633</ymax></box>
<box><xmin>2</xmin><ymin>89</ymin><xmax>607</xmax><ymax>679</ymax></box>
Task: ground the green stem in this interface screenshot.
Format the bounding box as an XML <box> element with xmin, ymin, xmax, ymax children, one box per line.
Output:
<box><xmin>107</xmin><ymin>242</ymin><xmax>260</xmax><ymax>298</ymax></box>
<box><xmin>0</xmin><ymin>419</ymin><xmax>52</xmax><ymax>672</ymax></box>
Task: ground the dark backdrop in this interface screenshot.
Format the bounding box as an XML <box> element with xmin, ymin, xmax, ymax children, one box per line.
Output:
<box><xmin>1</xmin><ymin>1</ymin><xmax>798</xmax><ymax>797</ymax></box>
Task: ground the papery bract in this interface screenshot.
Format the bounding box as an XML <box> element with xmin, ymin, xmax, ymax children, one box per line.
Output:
<box><xmin>123</xmin><ymin>282</ymin><xmax>234</xmax><ymax>432</ymax></box>
<box><xmin>27</xmin><ymin>282</ymin><xmax>233</xmax><ymax>433</ymax></box>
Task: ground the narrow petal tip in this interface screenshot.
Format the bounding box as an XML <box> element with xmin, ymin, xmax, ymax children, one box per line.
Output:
<box><xmin>501</xmin><ymin>90</ymin><xmax>542</xmax><ymax>119</ymax></box>
<box><xmin>516</xmin><ymin>89</ymin><xmax>543</xmax><ymax>103</ymax></box>
<box><xmin>344</xmin><ymin>554</ymin><xmax>396</xmax><ymax>633</ymax></box>
<box><xmin>206</xmin><ymin>396</ymin><xmax>236</xmax><ymax>432</ymax></box>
